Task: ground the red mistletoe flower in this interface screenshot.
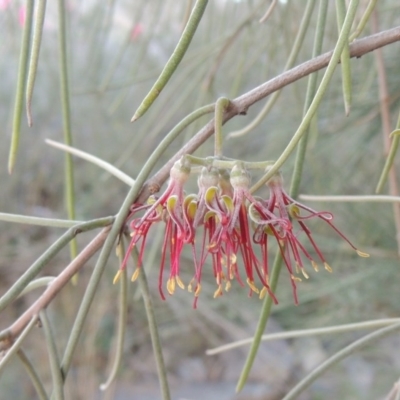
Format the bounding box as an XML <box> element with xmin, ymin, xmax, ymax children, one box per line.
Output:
<box><xmin>196</xmin><ymin>163</ymin><xmax>277</xmax><ymax>303</ymax></box>
<box><xmin>250</xmin><ymin>170</ymin><xmax>369</xmax><ymax>304</ymax></box>
<box><xmin>115</xmin><ymin>157</ymin><xmax>368</xmax><ymax>307</ymax></box>
<box><xmin>114</xmin><ymin>158</ymin><xmax>191</xmax><ymax>296</ymax></box>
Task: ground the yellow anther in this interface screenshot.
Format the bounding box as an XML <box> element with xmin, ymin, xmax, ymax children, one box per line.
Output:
<box><xmin>259</xmin><ymin>287</ymin><xmax>267</xmax><ymax>300</ymax></box>
<box><xmin>188</xmin><ymin>280</ymin><xmax>193</xmax><ymax>293</ymax></box>
<box><xmin>356</xmin><ymin>250</ymin><xmax>370</xmax><ymax>258</ymax></box>
<box><xmin>213</xmin><ymin>285</ymin><xmax>223</xmax><ymax>298</ymax></box>
<box><xmin>225</xmin><ymin>281</ymin><xmax>231</xmax><ymax>292</ymax></box>
<box><xmin>291</xmin><ymin>274</ymin><xmax>302</xmax><ymax>282</ymax></box>
<box><xmin>324</xmin><ymin>262</ymin><xmax>333</xmax><ymax>273</ymax></box>
<box><xmin>246</xmin><ymin>278</ymin><xmax>260</xmax><ymax>294</ymax></box>
<box><xmin>113</xmin><ymin>270</ymin><xmax>123</xmax><ymax>285</ymax></box>
<box><xmin>131</xmin><ymin>268</ymin><xmax>140</xmax><ymax>282</ymax></box>
<box><xmin>230</xmin><ymin>254</ymin><xmax>237</xmax><ymax>265</ymax></box>
<box><xmin>167</xmin><ymin>277</ymin><xmax>176</xmax><ymax>295</ymax></box>
<box><xmin>195</xmin><ymin>283</ymin><xmax>202</xmax><ymax>297</ymax></box>
<box><xmin>176</xmin><ymin>275</ymin><xmax>185</xmax><ymax>290</ymax></box>
<box><xmin>311</xmin><ymin>261</ymin><xmax>319</xmax><ymax>272</ymax></box>
<box><xmin>301</xmin><ymin>268</ymin><xmax>309</xmax><ymax>279</ymax></box>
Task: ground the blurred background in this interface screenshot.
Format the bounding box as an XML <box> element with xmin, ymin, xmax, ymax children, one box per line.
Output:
<box><xmin>0</xmin><ymin>0</ymin><xmax>400</xmax><ymax>399</ymax></box>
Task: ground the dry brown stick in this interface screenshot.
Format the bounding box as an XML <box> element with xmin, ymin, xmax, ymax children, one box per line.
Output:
<box><xmin>138</xmin><ymin>25</ymin><xmax>400</xmax><ymax>204</ymax></box>
<box><xmin>0</xmin><ymin>226</ymin><xmax>110</xmax><ymax>351</ymax></box>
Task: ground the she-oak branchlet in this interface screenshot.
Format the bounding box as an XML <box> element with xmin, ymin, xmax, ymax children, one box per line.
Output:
<box><xmin>114</xmin><ymin>157</ymin><xmax>369</xmax><ymax>308</ymax></box>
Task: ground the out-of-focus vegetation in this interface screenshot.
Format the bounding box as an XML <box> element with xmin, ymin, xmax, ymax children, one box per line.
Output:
<box><xmin>0</xmin><ymin>1</ymin><xmax>400</xmax><ymax>399</ymax></box>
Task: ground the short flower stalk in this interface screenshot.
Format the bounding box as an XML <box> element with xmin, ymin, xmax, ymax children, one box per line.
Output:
<box><xmin>114</xmin><ymin>156</ymin><xmax>369</xmax><ymax>307</ymax></box>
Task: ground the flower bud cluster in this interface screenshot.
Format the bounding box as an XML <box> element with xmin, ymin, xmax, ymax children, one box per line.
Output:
<box><xmin>116</xmin><ymin>158</ymin><xmax>368</xmax><ymax>307</ymax></box>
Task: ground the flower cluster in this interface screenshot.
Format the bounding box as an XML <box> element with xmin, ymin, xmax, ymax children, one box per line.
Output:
<box><xmin>115</xmin><ymin>158</ymin><xmax>368</xmax><ymax>307</ymax></box>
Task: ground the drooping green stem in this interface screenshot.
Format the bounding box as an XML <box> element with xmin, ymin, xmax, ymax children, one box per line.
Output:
<box><xmin>40</xmin><ymin>310</ymin><xmax>64</xmax><ymax>400</ymax></box>
<box><xmin>336</xmin><ymin>0</ymin><xmax>352</xmax><ymax>116</ymax></box>
<box><xmin>0</xmin><ymin>216</ymin><xmax>114</xmax><ymax>313</ymax></box>
<box><xmin>99</xmin><ymin>242</ymin><xmax>128</xmax><ymax>391</ymax></box>
<box><xmin>8</xmin><ymin>0</ymin><xmax>34</xmax><ymax>173</ymax></box>
<box><xmin>251</xmin><ymin>0</ymin><xmax>360</xmax><ymax>193</ymax></box>
<box><xmin>18</xmin><ymin>349</ymin><xmax>49</xmax><ymax>400</ymax></box>
<box><xmin>135</xmin><ymin>252</ymin><xmax>171</xmax><ymax>400</ymax></box>
<box><xmin>57</xmin><ymin>0</ymin><xmax>77</xmax><ymax>265</ymax></box>
<box><xmin>282</xmin><ymin>321</ymin><xmax>400</xmax><ymax>400</ymax></box>
<box><xmin>214</xmin><ymin>98</ymin><xmax>230</xmax><ymax>157</ymax></box>
<box><xmin>131</xmin><ymin>0</ymin><xmax>209</xmax><ymax>121</ymax></box>
<box><xmin>26</xmin><ymin>0</ymin><xmax>47</xmax><ymax>127</ymax></box>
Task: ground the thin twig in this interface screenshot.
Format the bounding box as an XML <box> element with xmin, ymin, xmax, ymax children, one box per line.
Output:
<box><xmin>259</xmin><ymin>0</ymin><xmax>277</xmax><ymax>23</ymax></box>
<box><xmin>207</xmin><ymin>318</ymin><xmax>400</xmax><ymax>355</ymax></box>
<box><xmin>45</xmin><ymin>139</ymin><xmax>136</xmax><ymax>187</ymax></box>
